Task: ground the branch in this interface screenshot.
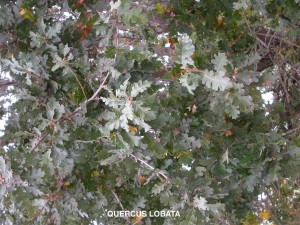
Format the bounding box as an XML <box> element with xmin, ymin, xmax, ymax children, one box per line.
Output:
<box><xmin>70</xmin><ymin>71</ymin><xmax>110</xmax><ymax>117</ymax></box>
<box><xmin>58</xmin><ymin>71</ymin><xmax>110</xmax><ymax>119</ymax></box>
<box><xmin>31</xmin><ymin>72</ymin><xmax>110</xmax><ymax>151</ymax></box>
<box><xmin>0</xmin><ymin>80</ymin><xmax>18</xmax><ymax>88</ymax></box>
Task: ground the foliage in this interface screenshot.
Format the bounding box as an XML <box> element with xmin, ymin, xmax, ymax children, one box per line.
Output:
<box><xmin>0</xmin><ymin>0</ymin><xmax>299</xmax><ymax>224</ymax></box>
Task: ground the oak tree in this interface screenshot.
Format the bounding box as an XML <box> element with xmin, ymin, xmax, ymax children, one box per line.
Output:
<box><xmin>0</xmin><ymin>0</ymin><xmax>299</xmax><ymax>224</ymax></box>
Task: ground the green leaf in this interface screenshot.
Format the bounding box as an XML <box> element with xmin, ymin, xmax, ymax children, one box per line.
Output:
<box><xmin>120</xmin><ymin>102</ymin><xmax>134</xmax><ymax>131</ymax></box>
<box><xmin>27</xmin><ymin>168</ymin><xmax>45</xmax><ymax>185</ymax></box>
<box><xmin>225</xmin><ymin>106</ymin><xmax>240</xmax><ymax>119</ymax></box>
<box><xmin>151</xmin><ymin>183</ymin><xmax>166</xmax><ymax>195</ymax></box>
<box><xmin>233</xmin><ymin>0</ymin><xmax>251</xmax><ymax>10</ymax></box>
<box><xmin>221</xmin><ymin>149</ymin><xmax>229</xmax><ymax>164</ymax></box>
<box><xmin>134</xmin><ymin>103</ymin><xmax>156</xmax><ymax>121</ymax></box>
<box><xmin>179</xmin><ymin>73</ymin><xmax>200</xmax><ymax>95</ymax></box>
<box><xmin>46</xmin><ymin>97</ymin><xmax>65</xmax><ymax>120</ymax></box>
<box><xmin>202</xmin><ymin>69</ymin><xmax>232</xmax><ymax>91</ymax></box>
<box><xmin>46</xmin><ymin>22</ymin><xmax>62</xmax><ymax>39</ymax></box>
<box><xmin>245</xmin><ymin>175</ymin><xmax>258</xmax><ymax>192</ymax></box>
<box><xmin>110</xmin><ymin>0</ymin><xmax>121</xmax><ymax>11</ymax></box>
<box><xmin>173</xmin><ymin>34</ymin><xmax>195</xmax><ymax>68</ymax></box>
<box><xmin>130</xmin><ymin>80</ymin><xmax>151</xmax><ymax>98</ymax></box>
<box><xmin>180</xmin><ymin>133</ymin><xmax>201</xmax><ymax>149</ymax></box>
<box><xmin>130</xmin><ymin>197</ymin><xmax>147</xmax><ymax>211</ymax></box>
<box><xmin>123</xmin><ymin>7</ymin><xmax>148</xmax><ymax>26</ymax></box>
<box><xmin>100</xmin><ymin>149</ymin><xmax>129</xmax><ymax>165</ymax></box>
<box><xmin>208</xmin><ymin>203</ymin><xmax>225</xmax><ymax>214</ymax></box>
<box><xmin>110</xmin><ymin>66</ymin><xmax>122</xmax><ymax>80</ymax></box>
<box><xmin>195</xmin><ymin>166</ymin><xmax>206</xmax><ymax>177</ymax></box>
<box><xmin>241</xmin><ymin>52</ymin><xmax>261</xmax><ymax>68</ymax></box>
<box><xmin>101</xmin><ymin>96</ymin><xmax>125</xmax><ymax>108</ymax></box>
<box><xmin>132</xmin><ymin>117</ymin><xmax>151</xmax><ymax>132</ymax></box>
<box><xmin>211</xmin><ymin>53</ymin><xmax>228</xmax><ymax>72</ymax></box>
<box><xmin>63</xmin><ymin>44</ymin><xmax>71</xmax><ymax>57</ymax></box>
<box><xmin>0</xmin><ymin>156</ymin><xmax>13</xmax><ymax>182</ymax></box>
<box><xmin>116</xmin><ymin>78</ymin><xmax>130</xmax><ymax>98</ymax></box>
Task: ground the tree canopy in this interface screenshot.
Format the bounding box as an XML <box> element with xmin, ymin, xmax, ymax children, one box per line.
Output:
<box><xmin>0</xmin><ymin>0</ymin><xmax>300</xmax><ymax>224</ymax></box>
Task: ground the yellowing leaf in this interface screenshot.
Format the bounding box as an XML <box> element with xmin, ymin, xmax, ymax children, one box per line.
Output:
<box><xmin>19</xmin><ymin>7</ymin><xmax>35</xmax><ymax>22</ymax></box>
<box><xmin>128</xmin><ymin>125</ymin><xmax>138</xmax><ymax>133</ymax></box>
<box><xmin>63</xmin><ymin>181</ymin><xmax>72</xmax><ymax>187</ymax></box>
<box><xmin>156</xmin><ymin>3</ymin><xmax>166</xmax><ymax>14</ymax></box>
<box><xmin>259</xmin><ymin>210</ymin><xmax>270</xmax><ymax>220</ymax></box>
<box><xmin>91</xmin><ymin>170</ymin><xmax>100</xmax><ymax>177</ymax></box>
<box><xmin>19</xmin><ymin>8</ymin><xmax>26</xmax><ymax>16</ymax></box>
<box><xmin>131</xmin><ymin>211</ymin><xmax>144</xmax><ymax>224</ymax></box>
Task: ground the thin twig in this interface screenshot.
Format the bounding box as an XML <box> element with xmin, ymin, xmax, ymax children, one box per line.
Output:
<box><xmin>242</xmin><ymin>12</ymin><xmax>254</xmax><ymax>36</ymax></box>
<box><xmin>277</xmin><ymin>66</ymin><xmax>291</xmax><ymax>103</ymax></box>
<box><xmin>264</xmin><ymin>190</ymin><xmax>284</xmax><ymax>225</ymax></box>
<box><xmin>186</xmin><ymin>67</ymin><xmax>204</xmax><ymax>73</ymax></box>
<box><xmin>69</xmin><ymin>67</ymin><xmax>87</xmax><ymax>100</ymax></box>
<box><xmin>111</xmin><ymin>190</ymin><xmax>125</xmax><ymax>211</ymax></box>
<box><xmin>256</xmin><ymin>37</ymin><xmax>269</xmax><ymax>49</ymax></box>
<box><xmin>31</xmin><ymin>132</ymin><xmax>48</xmax><ymax>152</ymax></box>
<box><xmin>29</xmin><ymin>207</ymin><xmax>45</xmax><ymax>224</ymax></box>
<box><xmin>283</xmin><ymin>126</ymin><xmax>300</xmax><ymax>136</ymax></box>
<box><xmin>75</xmin><ymin>140</ymin><xmax>98</xmax><ymax>144</ymax></box>
<box><xmin>143</xmin><ymin>173</ymin><xmax>156</xmax><ymax>185</ymax></box>
<box><xmin>111</xmin><ymin>190</ymin><xmax>131</xmax><ymax>223</ymax></box>
<box><xmin>255</xmin><ymin>31</ymin><xmax>300</xmax><ymax>49</ymax></box>
<box><xmin>87</xmin><ymin>72</ymin><xmax>110</xmax><ymax>104</ymax></box>
<box><xmin>130</xmin><ymin>153</ymin><xmax>171</xmax><ymax>183</ymax></box>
